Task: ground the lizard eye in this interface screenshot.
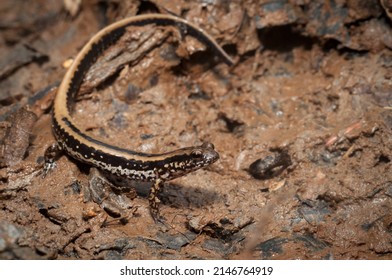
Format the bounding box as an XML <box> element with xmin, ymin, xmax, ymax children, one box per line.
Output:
<box><xmin>191</xmin><ymin>149</ymin><xmax>203</xmax><ymax>158</ymax></box>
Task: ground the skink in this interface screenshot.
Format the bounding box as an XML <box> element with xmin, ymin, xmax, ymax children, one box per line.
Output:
<box><xmin>47</xmin><ymin>13</ymin><xmax>233</xmax><ymax>221</ymax></box>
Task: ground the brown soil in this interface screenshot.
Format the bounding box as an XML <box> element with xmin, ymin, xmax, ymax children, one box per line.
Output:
<box><xmin>0</xmin><ymin>0</ymin><xmax>391</xmax><ymax>260</ymax></box>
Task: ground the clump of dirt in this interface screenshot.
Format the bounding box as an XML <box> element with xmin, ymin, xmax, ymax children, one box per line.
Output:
<box><xmin>0</xmin><ymin>0</ymin><xmax>391</xmax><ymax>259</ymax></box>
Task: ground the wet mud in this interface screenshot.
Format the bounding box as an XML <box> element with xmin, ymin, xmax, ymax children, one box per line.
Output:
<box><xmin>0</xmin><ymin>0</ymin><xmax>391</xmax><ymax>259</ymax></box>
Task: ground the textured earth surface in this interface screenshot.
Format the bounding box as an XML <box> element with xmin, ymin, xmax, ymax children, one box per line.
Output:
<box><xmin>0</xmin><ymin>0</ymin><xmax>391</xmax><ymax>259</ymax></box>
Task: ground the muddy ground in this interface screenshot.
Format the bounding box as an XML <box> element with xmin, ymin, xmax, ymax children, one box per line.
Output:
<box><xmin>0</xmin><ymin>0</ymin><xmax>391</xmax><ymax>260</ymax></box>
